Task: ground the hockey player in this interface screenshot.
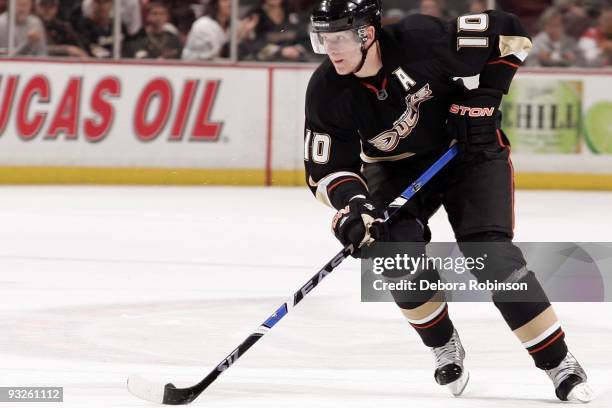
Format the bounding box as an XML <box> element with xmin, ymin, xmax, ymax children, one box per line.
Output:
<box><xmin>304</xmin><ymin>0</ymin><xmax>594</xmax><ymax>402</ymax></box>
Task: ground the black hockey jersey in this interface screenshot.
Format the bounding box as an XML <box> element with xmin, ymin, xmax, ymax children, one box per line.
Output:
<box><xmin>304</xmin><ymin>11</ymin><xmax>531</xmax><ymax>209</ymax></box>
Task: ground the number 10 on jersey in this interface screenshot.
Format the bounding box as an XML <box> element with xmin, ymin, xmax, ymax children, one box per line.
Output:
<box><xmin>457</xmin><ymin>13</ymin><xmax>489</xmax><ymax>49</ymax></box>
<box><xmin>305</xmin><ymin>129</ymin><xmax>331</xmax><ymax>164</ymax></box>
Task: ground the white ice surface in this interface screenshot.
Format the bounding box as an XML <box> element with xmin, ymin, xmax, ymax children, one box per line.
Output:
<box><xmin>0</xmin><ymin>187</ymin><xmax>611</xmax><ymax>407</ymax></box>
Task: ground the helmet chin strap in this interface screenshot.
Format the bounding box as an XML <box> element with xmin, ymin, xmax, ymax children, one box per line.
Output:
<box><xmin>352</xmin><ymin>40</ymin><xmax>375</xmax><ymax>74</ymax></box>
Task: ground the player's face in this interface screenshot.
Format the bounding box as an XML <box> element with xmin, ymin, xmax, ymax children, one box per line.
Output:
<box><xmin>318</xmin><ymin>31</ymin><xmax>363</xmax><ymax>75</ymax></box>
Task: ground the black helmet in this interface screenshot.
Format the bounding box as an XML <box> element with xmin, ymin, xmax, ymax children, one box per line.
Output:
<box><xmin>310</xmin><ymin>0</ymin><xmax>383</xmax><ymax>34</ymax></box>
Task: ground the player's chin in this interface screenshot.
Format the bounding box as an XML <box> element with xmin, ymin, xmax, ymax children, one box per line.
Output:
<box><xmin>331</xmin><ymin>61</ymin><xmax>354</xmax><ymax>76</ymax></box>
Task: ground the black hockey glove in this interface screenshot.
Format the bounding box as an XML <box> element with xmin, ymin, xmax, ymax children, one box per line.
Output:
<box><xmin>447</xmin><ymin>88</ymin><xmax>504</xmax><ymax>160</ymax></box>
<box><xmin>331</xmin><ymin>197</ymin><xmax>389</xmax><ymax>258</ymax></box>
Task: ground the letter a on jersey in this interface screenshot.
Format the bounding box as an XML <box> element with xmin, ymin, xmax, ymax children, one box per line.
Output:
<box><xmin>393</xmin><ymin>68</ymin><xmax>417</xmax><ymax>92</ymax></box>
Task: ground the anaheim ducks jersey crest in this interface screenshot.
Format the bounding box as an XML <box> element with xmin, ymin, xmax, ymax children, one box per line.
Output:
<box><xmin>368</xmin><ymin>84</ymin><xmax>434</xmax><ymax>152</ymax></box>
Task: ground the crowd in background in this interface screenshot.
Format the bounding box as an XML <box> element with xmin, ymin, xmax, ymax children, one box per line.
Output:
<box><xmin>0</xmin><ymin>0</ymin><xmax>610</xmax><ymax>67</ymax></box>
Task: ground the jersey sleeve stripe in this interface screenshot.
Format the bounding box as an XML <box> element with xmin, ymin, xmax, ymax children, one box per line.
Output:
<box><xmin>312</xmin><ymin>171</ymin><xmax>368</xmax><ymax>208</ymax></box>
<box><xmin>487</xmin><ymin>58</ymin><xmax>520</xmax><ymax>68</ymax></box>
<box><xmin>327</xmin><ymin>177</ymin><xmax>364</xmax><ymax>195</ymax></box>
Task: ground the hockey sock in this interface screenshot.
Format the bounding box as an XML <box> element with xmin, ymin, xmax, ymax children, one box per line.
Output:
<box><xmin>400</xmin><ymin>299</ymin><xmax>454</xmax><ymax>347</ymax></box>
<box><xmin>497</xmin><ymin>302</ymin><xmax>568</xmax><ymax>369</ymax></box>
<box><xmin>490</xmin><ymin>267</ymin><xmax>568</xmax><ymax>369</ymax></box>
<box><xmin>386</xmin><ymin>260</ymin><xmax>454</xmax><ymax>348</ymax></box>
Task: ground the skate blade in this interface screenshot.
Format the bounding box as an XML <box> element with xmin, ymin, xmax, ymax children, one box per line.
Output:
<box><xmin>567</xmin><ymin>382</ymin><xmax>595</xmax><ymax>403</ymax></box>
<box><xmin>446</xmin><ymin>370</ymin><xmax>469</xmax><ymax>397</ymax></box>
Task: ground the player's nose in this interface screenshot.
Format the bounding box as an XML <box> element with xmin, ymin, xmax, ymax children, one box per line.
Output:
<box><xmin>328</xmin><ymin>49</ymin><xmax>342</xmax><ymax>59</ymax></box>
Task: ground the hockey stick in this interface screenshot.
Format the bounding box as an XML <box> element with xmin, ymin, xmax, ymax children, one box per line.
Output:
<box><xmin>127</xmin><ymin>144</ymin><xmax>459</xmax><ymax>405</ymax></box>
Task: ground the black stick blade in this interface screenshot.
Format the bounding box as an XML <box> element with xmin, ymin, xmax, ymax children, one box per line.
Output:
<box><xmin>162</xmin><ymin>383</ymin><xmax>200</xmax><ymax>405</ymax></box>
<box><xmin>127</xmin><ymin>375</ymin><xmax>201</xmax><ymax>405</ymax></box>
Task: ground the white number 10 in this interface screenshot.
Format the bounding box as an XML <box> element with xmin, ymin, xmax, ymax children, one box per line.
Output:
<box><xmin>304</xmin><ymin>129</ymin><xmax>331</xmax><ymax>164</ymax></box>
<box><xmin>457</xmin><ymin>13</ymin><xmax>489</xmax><ymax>49</ymax></box>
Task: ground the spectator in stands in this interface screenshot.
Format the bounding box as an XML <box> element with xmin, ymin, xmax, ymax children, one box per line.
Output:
<box><xmin>385</xmin><ymin>0</ymin><xmax>419</xmax><ymax>13</ymax></box>
<box><xmin>527</xmin><ymin>7</ymin><xmax>584</xmax><ymax>67</ymax></box>
<box><xmin>579</xmin><ymin>6</ymin><xmax>612</xmax><ymax>66</ymax></box>
<box><xmin>498</xmin><ymin>0</ymin><xmax>550</xmax><ymax>35</ymax></box>
<box><xmin>159</xmin><ymin>0</ymin><xmax>203</xmax><ymax>18</ymax></box>
<box><xmin>0</xmin><ymin>0</ymin><xmax>47</xmax><ymax>55</ymax></box>
<box><xmin>469</xmin><ymin>0</ymin><xmax>488</xmax><ymax>14</ymax></box>
<box><xmin>407</xmin><ymin>0</ymin><xmax>457</xmax><ymax>21</ymax></box>
<box><xmin>171</xmin><ymin>5</ymin><xmax>197</xmax><ymax>47</ymax></box>
<box><xmin>419</xmin><ymin>0</ymin><xmax>443</xmax><ymax>18</ymax></box>
<box><xmin>182</xmin><ymin>0</ymin><xmax>233</xmax><ymax>60</ymax></box>
<box><xmin>557</xmin><ymin>0</ymin><xmax>603</xmax><ymax>40</ymax></box>
<box><xmin>34</xmin><ymin>0</ymin><xmax>88</xmax><ymax>57</ymax></box>
<box><xmin>56</xmin><ymin>0</ymin><xmax>80</xmax><ymax>22</ymax></box>
<box><xmin>82</xmin><ymin>0</ymin><xmax>142</xmax><ymax>37</ymax></box>
<box><xmin>123</xmin><ymin>1</ymin><xmax>181</xmax><ymax>59</ymax></box>
<box><xmin>73</xmin><ymin>0</ymin><xmax>123</xmax><ymax>58</ymax></box>
<box><xmin>239</xmin><ymin>0</ymin><xmax>311</xmax><ymax>62</ymax></box>
<box><xmin>290</xmin><ymin>0</ymin><xmax>320</xmax><ymax>14</ymax></box>
<box><xmin>383</xmin><ymin>8</ymin><xmax>407</xmax><ymax>25</ymax></box>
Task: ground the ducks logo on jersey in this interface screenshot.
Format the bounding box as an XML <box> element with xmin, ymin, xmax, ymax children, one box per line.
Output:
<box><xmin>368</xmin><ymin>84</ymin><xmax>433</xmax><ymax>152</ymax></box>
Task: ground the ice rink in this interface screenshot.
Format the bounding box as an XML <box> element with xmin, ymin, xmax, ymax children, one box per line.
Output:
<box><xmin>0</xmin><ymin>186</ymin><xmax>611</xmax><ymax>408</ymax></box>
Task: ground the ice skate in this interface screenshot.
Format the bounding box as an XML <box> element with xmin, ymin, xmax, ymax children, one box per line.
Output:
<box><xmin>545</xmin><ymin>351</ymin><xmax>595</xmax><ymax>403</ymax></box>
<box><xmin>431</xmin><ymin>329</ymin><xmax>469</xmax><ymax>397</ymax></box>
